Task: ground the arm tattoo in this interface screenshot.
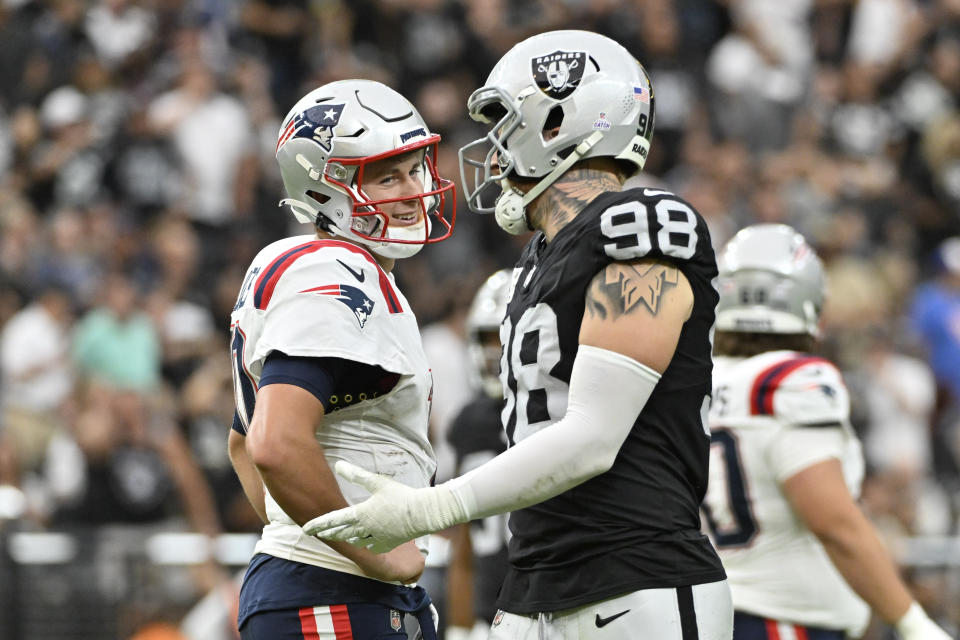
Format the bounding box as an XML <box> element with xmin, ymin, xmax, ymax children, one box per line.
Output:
<box><xmin>586</xmin><ymin>262</ymin><xmax>679</xmax><ymax>320</ymax></box>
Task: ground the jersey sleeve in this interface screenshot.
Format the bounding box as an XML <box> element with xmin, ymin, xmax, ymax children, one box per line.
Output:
<box><xmin>767</xmin><ymin>426</ymin><xmax>847</xmax><ymax>483</ymax></box>
<box><xmin>763</xmin><ymin>358</ymin><xmax>852</xmax><ymax>481</ymax></box>
<box><xmin>769</xmin><ymin>358</ymin><xmax>849</xmax><ymax>427</ymax></box>
<box><xmin>252</xmin><ymin>250</ymin><xmax>413</xmax><ymax>374</ymax></box>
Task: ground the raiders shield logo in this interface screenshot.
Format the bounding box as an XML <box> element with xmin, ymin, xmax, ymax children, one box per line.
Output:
<box><xmin>532</xmin><ymin>50</ymin><xmax>586</xmax><ymax>99</ymax></box>
<box><xmin>389</xmin><ymin>609</ymin><xmax>402</xmax><ymax>632</ymax></box>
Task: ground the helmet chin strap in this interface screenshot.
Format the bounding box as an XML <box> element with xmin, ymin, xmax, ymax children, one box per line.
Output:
<box><xmin>494</xmin><ymin>131</ymin><xmax>604</xmax><ymax>235</ymax></box>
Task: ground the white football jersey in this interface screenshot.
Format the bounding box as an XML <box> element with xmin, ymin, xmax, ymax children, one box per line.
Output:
<box><xmin>230</xmin><ymin>235</ymin><xmax>436</xmax><ymax>578</ymax></box>
<box><xmin>703</xmin><ymin>350</ymin><xmax>870</xmax><ymax>637</ymax></box>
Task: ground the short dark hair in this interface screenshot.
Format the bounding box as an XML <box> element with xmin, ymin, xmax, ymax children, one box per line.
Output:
<box><xmin>713</xmin><ymin>331</ymin><xmax>815</xmax><ymax>358</ymax></box>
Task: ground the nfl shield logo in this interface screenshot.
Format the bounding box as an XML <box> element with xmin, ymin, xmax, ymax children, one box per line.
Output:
<box><xmin>531</xmin><ymin>50</ymin><xmax>586</xmax><ymax>99</ymax></box>
<box><xmin>390</xmin><ymin>609</ymin><xmax>402</xmax><ymax>632</ymax></box>
<box><xmin>492</xmin><ymin>610</ymin><xmax>505</xmax><ymax>627</ymax></box>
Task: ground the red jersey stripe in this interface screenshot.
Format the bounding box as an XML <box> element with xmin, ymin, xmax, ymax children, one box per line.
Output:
<box><xmin>794</xmin><ymin>624</ymin><xmax>810</xmax><ymax>640</ymax></box>
<box><xmin>749</xmin><ymin>356</ymin><xmax>831</xmax><ymax>415</ymax></box>
<box><xmin>254</xmin><ymin>241</ymin><xmax>325</xmax><ymax>310</ymax></box>
<box><xmin>253</xmin><ymin>239</ymin><xmax>403</xmax><ymax>314</ymax></box>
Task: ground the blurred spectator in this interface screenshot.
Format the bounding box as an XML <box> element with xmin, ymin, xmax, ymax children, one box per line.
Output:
<box><xmin>144</xmin><ymin>218</ymin><xmax>217</xmax><ymax>387</ymax></box>
<box><xmin>921</xmin><ymin>111</ymin><xmax>960</xmax><ymax>214</ymax></box>
<box><xmin>911</xmin><ymin>237</ymin><xmax>960</xmax><ymax>407</ymax></box>
<box><xmin>103</xmin><ymin>109</ymin><xmax>184</xmax><ymax>222</ymax></box>
<box><xmin>856</xmin><ymin>327</ymin><xmax>949</xmax><ymax>534</ymax></box>
<box><xmin>84</xmin><ymin>0</ymin><xmax>157</xmax><ymax>72</ymax></box>
<box><xmin>179</xmin><ymin>348</ymin><xmax>261</xmax><ymax>533</ymax></box>
<box><xmin>146</xmin><ymin>59</ymin><xmax>256</xmax><ymax>228</ymax></box>
<box><xmin>0</xmin><ymin>284</ymin><xmax>74</xmax><ymax>480</ymax></box>
<box><xmin>420</xmin><ymin>279</ymin><xmax>475</xmax><ymax>483</ymax></box>
<box><xmin>29</xmin><ymin>85</ymin><xmax>105</xmax><ymax>211</ymax></box>
<box><xmin>237</xmin><ymin>0</ymin><xmax>312</xmax><ymax>110</ymax></box>
<box><xmin>46</xmin><ymin>382</ymin><xmax>220</xmax><ymax>536</ymax></box>
<box><xmin>706</xmin><ymin>0</ymin><xmax>814</xmax><ymax>150</ymax></box>
<box><xmin>910</xmin><ymin>237</ymin><xmax>960</xmax><ymax>491</ymax></box>
<box><xmin>73</xmin><ymin>271</ymin><xmax>160</xmax><ymax>392</ymax></box>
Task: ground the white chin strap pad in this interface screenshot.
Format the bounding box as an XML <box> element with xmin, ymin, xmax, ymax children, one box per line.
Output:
<box><xmin>494</xmin><ymin>187</ymin><xmax>529</xmax><ymax>235</ymax></box>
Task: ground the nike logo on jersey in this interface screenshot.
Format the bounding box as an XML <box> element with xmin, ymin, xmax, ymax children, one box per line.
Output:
<box><xmin>595</xmin><ymin>609</ymin><xmax>630</xmax><ymax>628</ymax></box>
<box><xmin>337</xmin><ymin>259</ymin><xmax>366</xmax><ymax>283</ymax></box>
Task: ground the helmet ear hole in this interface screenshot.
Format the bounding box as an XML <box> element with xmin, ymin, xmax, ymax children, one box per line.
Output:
<box><xmin>306</xmin><ymin>190</ymin><xmax>330</xmax><ymax>206</ymax></box>
<box><xmin>542</xmin><ymin>105</ymin><xmax>564</xmax><ymax>140</ymax></box>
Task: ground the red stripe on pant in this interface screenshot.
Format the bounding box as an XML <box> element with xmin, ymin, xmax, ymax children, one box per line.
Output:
<box><xmin>764</xmin><ymin>619</ymin><xmax>809</xmax><ymax>640</ymax></box>
<box><xmin>765</xmin><ymin>619</ymin><xmax>780</xmax><ymax>639</ymax></box>
<box><xmin>331</xmin><ymin>604</ymin><xmax>354</xmax><ymax>640</ymax></box>
<box><xmin>300</xmin><ymin>607</ymin><xmax>319</xmax><ymax>639</ymax></box>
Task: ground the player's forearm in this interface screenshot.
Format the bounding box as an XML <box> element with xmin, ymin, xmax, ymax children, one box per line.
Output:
<box><xmin>816</xmin><ymin>511</ymin><xmax>913</xmax><ymax>624</ymax></box>
<box><xmin>228</xmin><ymin>430</ymin><xmax>268</xmax><ymax>524</ymax></box>
<box><xmin>448</xmin><ymin>345</ymin><xmax>659</xmax><ymax>519</ymax></box>
<box><xmin>249</xmin><ymin>431</ymin><xmax>349</xmax><ymax>525</ymax></box>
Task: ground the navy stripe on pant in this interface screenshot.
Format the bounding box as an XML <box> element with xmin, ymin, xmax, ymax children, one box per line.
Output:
<box><xmin>242</xmin><ymin>602</ymin><xmax>410</xmax><ymax>640</ymax></box>
<box><xmin>733</xmin><ymin>611</ymin><xmax>845</xmax><ymax>640</ymax></box>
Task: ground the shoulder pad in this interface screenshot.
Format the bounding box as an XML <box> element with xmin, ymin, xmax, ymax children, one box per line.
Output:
<box><xmin>252</xmin><ymin>239</ymin><xmax>401</xmax><ymax>314</ymax></box>
<box><xmin>750</xmin><ymin>355</ymin><xmax>849</xmax><ymax>426</ymax></box>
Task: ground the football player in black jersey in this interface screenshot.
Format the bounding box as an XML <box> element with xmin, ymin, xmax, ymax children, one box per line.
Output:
<box><xmin>305</xmin><ymin>30</ymin><xmax>733</xmax><ymax>639</ymax></box>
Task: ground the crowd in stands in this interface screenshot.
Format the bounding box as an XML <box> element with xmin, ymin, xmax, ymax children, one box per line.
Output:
<box><xmin>0</xmin><ymin>0</ymin><xmax>958</xmax><ymax>637</ymax></box>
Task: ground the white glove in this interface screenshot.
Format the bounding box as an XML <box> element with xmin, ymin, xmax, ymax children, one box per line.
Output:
<box><xmin>302</xmin><ymin>461</ymin><xmax>468</xmax><ymax>553</ymax></box>
<box><xmin>895</xmin><ymin>602</ymin><xmax>953</xmax><ymax>640</ymax></box>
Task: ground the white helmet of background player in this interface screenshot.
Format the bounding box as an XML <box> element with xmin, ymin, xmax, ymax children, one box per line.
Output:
<box><xmin>459</xmin><ymin>30</ymin><xmax>654</xmax><ymax>234</ymax></box>
<box><xmin>716</xmin><ymin>224</ymin><xmax>826</xmax><ymax>337</ymax></box>
<box><xmin>466</xmin><ymin>269</ymin><xmax>513</xmax><ymax>398</ymax></box>
<box><xmin>276</xmin><ymin>79</ymin><xmax>456</xmax><ymax>259</ymax></box>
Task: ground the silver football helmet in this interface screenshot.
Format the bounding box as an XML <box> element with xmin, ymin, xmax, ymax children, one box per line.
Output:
<box><xmin>276</xmin><ymin>79</ymin><xmax>456</xmax><ymax>259</ymax></box>
<box><xmin>716</xmin><ymin>224</ymin><xmax>825</xmax><ymax>336</ymax></box>
<box><xmin>458</xmin><ymin>30</ymin><xmax>655</xmax><ymax>234</ymax></box>
<box><xmin>466</xmin><ymin>269</ymin><xmax>514</xmax><ymax>398</ymax></box>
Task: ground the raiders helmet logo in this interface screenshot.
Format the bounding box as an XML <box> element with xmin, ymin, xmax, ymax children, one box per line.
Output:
<box><xmin>532</xmin><ymin>50</ymin><xmax>586</xmax><ymax>99</ymax></box>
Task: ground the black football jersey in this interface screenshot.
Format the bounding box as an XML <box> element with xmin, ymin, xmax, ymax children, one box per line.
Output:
<box><xmin>496</xmin><ymin>187</ymin><xmax>726</xmax><ymax>613</ymax></box>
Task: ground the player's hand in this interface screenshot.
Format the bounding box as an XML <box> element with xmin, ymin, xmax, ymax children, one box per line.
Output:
<box><xmin>895</xmin><ymin>603</ymin><xmax>953</xmax><ymax>640</ymax></box>
<box><xmin>353</xmin><ymin>540</ymin><xmax>425</xmax><ymax>584</ymax></box>
<box><xmin>302</xmin><ymin>461</ymin><xmax>468</xmax><ymax>553</ymax></box>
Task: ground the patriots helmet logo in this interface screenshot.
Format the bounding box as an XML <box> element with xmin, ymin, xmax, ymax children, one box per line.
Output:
<box><xmin>301</xmin><ymin>283</ymin><xmax>375</xmax><ymax>328</ymax></box>
<box><xmin>279</xmin><ymin>103</ymin><xmax>345</xmax><ymax>153</ymax></box>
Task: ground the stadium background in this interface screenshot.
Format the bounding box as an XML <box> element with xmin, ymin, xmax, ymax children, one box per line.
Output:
<box><xmin>0</xmin><ymin>0</ymin><xmax>958</xmax><ymax>638</ymax></box>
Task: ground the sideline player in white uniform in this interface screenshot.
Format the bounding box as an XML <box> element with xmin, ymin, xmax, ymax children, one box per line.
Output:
<box><xmin>305</xmin><ymin>30</ymin><xmax>733</xmax><ymax>640</ymax></box>
<box><xmin>702</xmin><ymin>224</ymin><xmax>951</xmax><ymax>640</ymax></box>
<box><xmin>227</xmin><ymin>79</ymin><xmax>456</xmax><ymax>640</ymax></box>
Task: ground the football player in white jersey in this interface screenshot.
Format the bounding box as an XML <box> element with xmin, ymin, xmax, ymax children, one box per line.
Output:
<box><xmin>702</xmin><ymin>224</ymin><xmax>951</xmax><ymax>640</ymax></box>
<box><xmin>305</xmin><ymin>30</ymin><xmax>733</xmax><ymax>639</ymax></box>
<box><xmin>227</xmin><ymin>79</ymin><xmax>456</xmax><ymax>640</ymax></box>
